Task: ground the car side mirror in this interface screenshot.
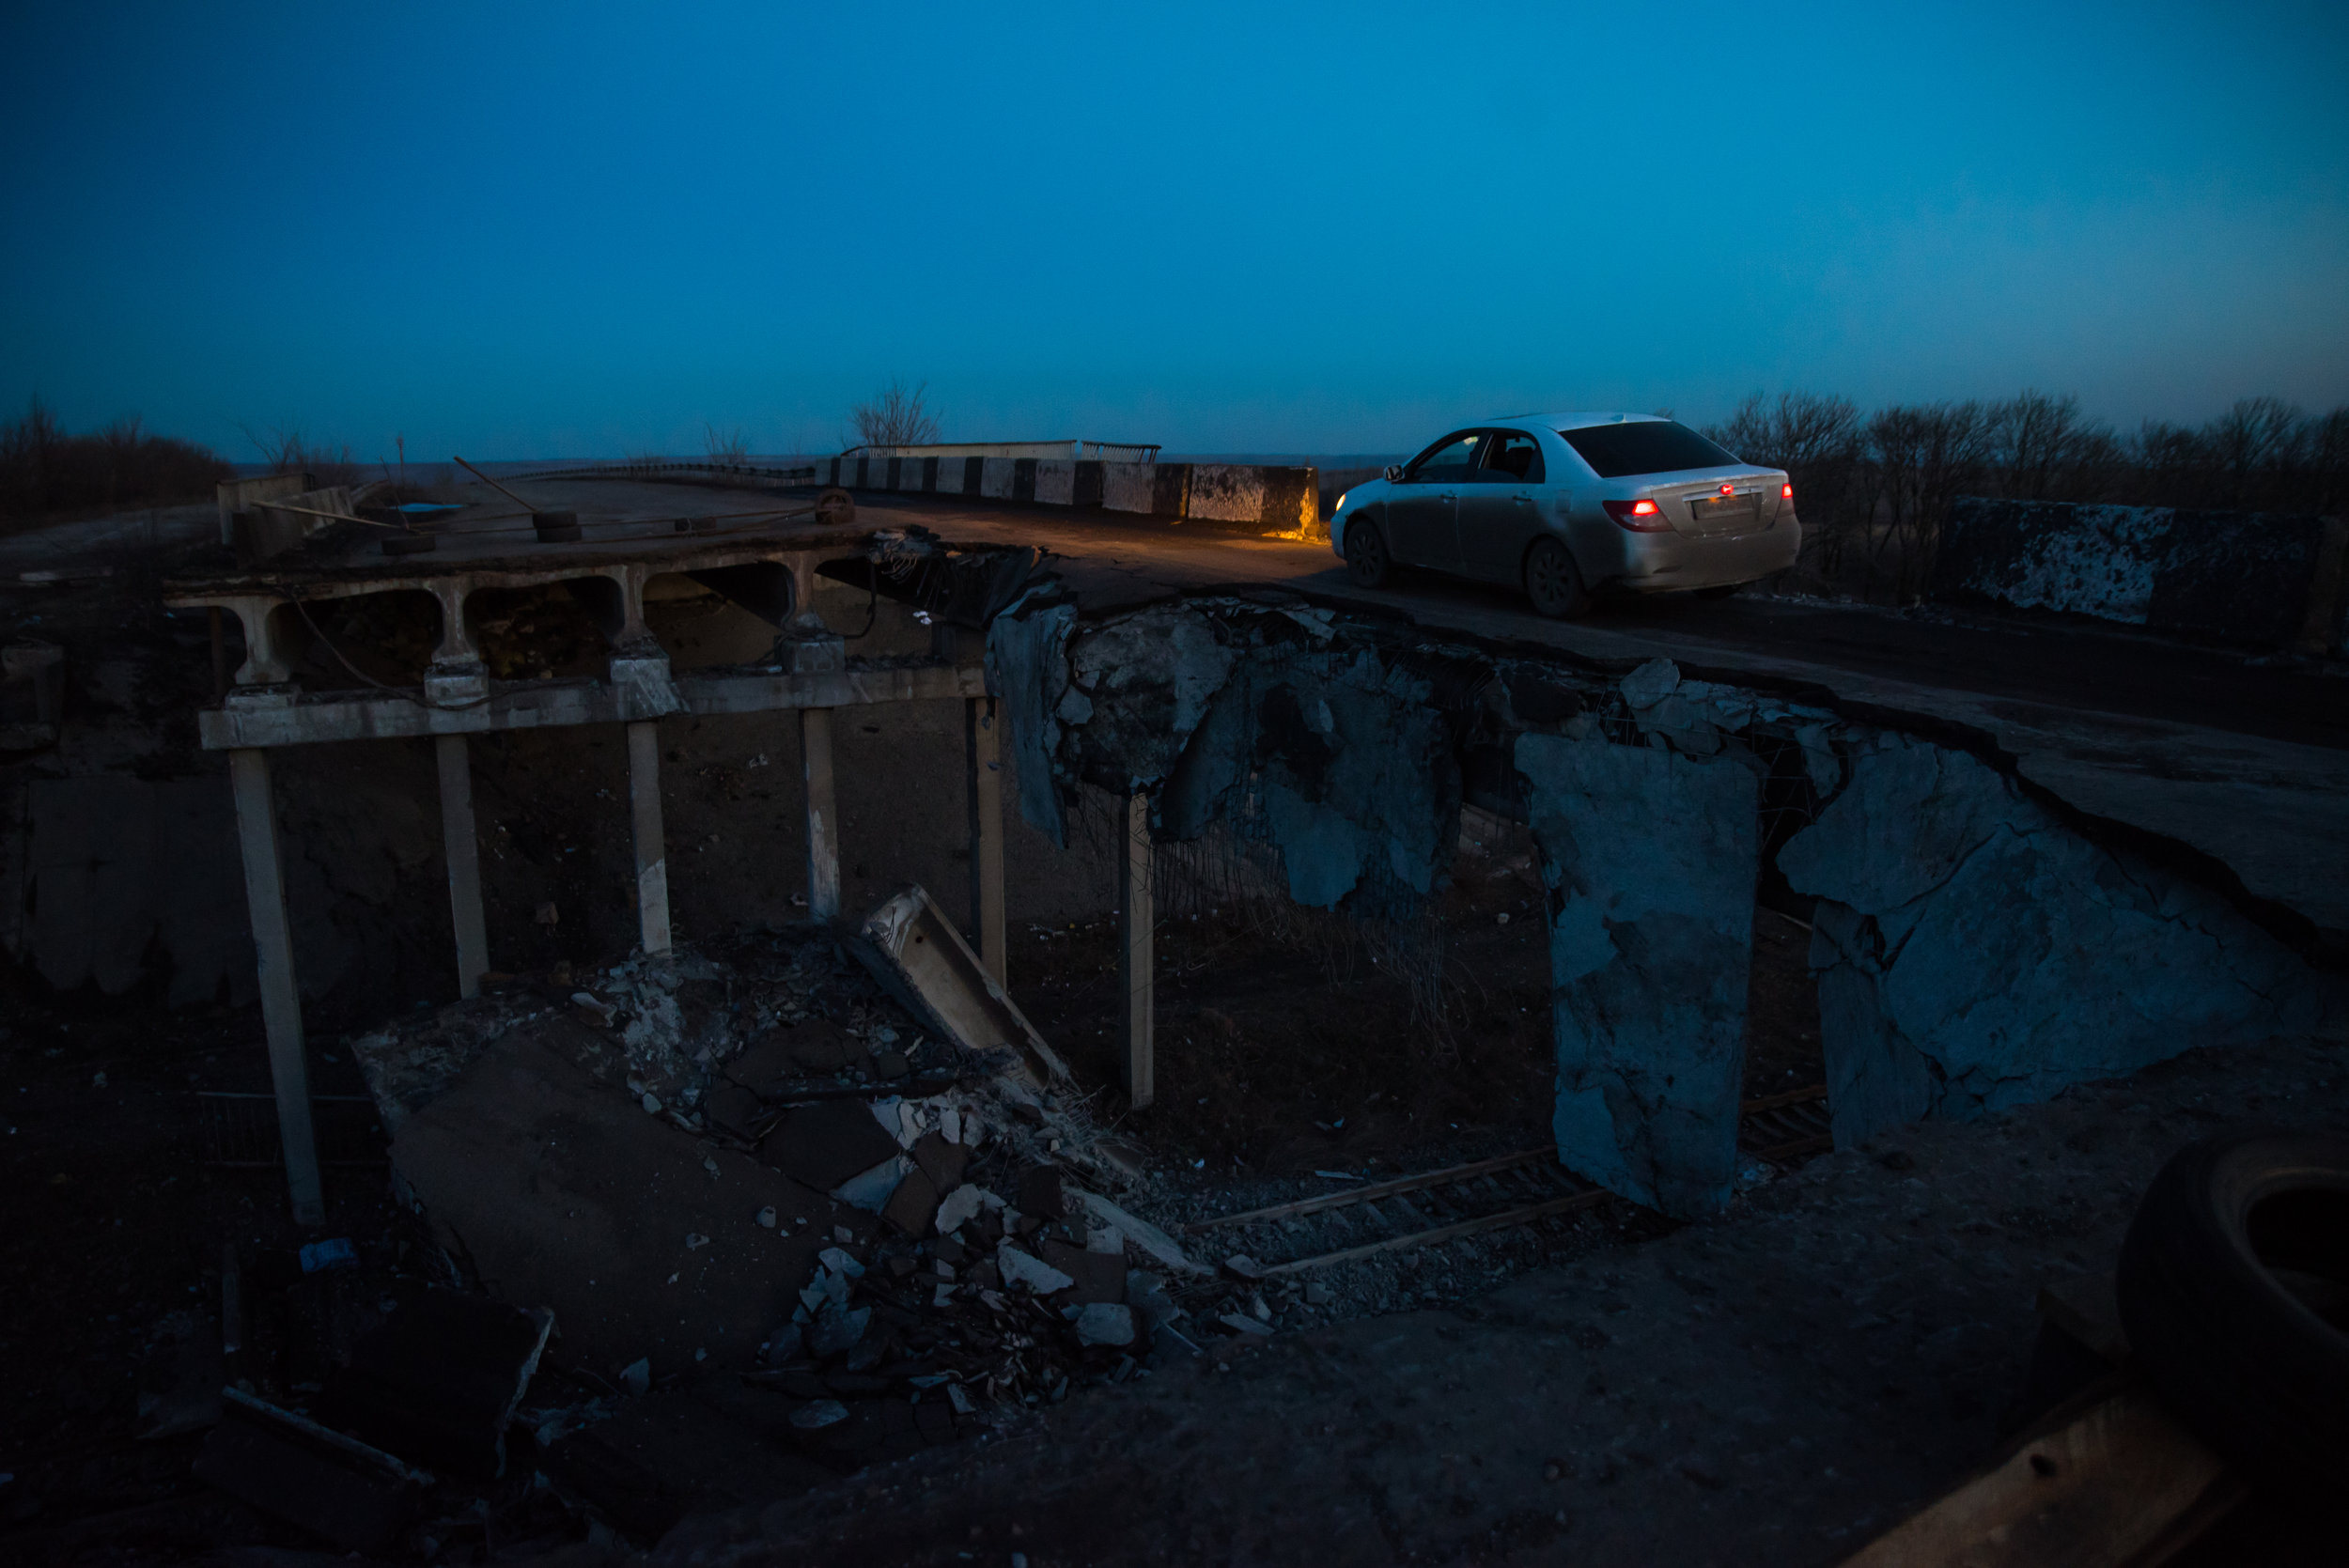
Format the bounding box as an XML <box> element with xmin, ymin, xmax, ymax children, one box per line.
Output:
<box><xmin>1383</xmin><ymin>464</ymin><xmax>1403</xmax><ymax>483</ymax></box>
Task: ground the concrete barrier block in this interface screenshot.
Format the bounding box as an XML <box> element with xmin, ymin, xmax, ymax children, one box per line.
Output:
<box><xmin>1935</xmin><ymin>497</ymin><xmax>2330</xmax><ymax>648</ymax></box>
<box><xmin>1101</xmin><ymin>462</ymin><xmax>1156</xmax><ymax>515</ymax></box>
<box><xmin>1034</xmin><ymin>460</ymin><xmax>1074</xmax><ymax>506</ymax></box>
<box><xmin>980</xmin><ymin>458</ymin><xmax>1017</xmax><ymax>501</ymax></box>
<box><xmin>1184</xmin><ymin>464</ymin><xmax>1268</xmax><ymax>524</ymax></box>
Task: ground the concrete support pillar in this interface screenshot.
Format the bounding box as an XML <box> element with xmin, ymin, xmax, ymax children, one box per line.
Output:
<box><xmin>966</xmin><ymin>696</ymin><xmax>1006</xmax><ymax>983</ymax></box>
<box><xmin>801</xmin><ymin>706</ymin><xmax>839</xmax><ymax>922</ymax></box>
<box><xmin>1119</xmin><ymin>789</ymin><xmax>1155</xmax><ymax>1108</ymax></box>
<box><xmin>226</xmin><ymin>747</ymin><xmax>324</xmax><ymax>1228</ymax></box>
<box><xmin>434</xmin><ymin>733</ymin><xmax>490</xmax><ymax>998</ymax></box>
<box><xmin>625</xmin><ymin>720</ymin><xmax>672</xmax><ymax>955</ymax></box>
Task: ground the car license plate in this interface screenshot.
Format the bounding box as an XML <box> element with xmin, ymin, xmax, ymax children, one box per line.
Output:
<box><xmin>1687</xmin><ymin>494</ymin><xmax>1759</xmax><ymax>531</ymax></box>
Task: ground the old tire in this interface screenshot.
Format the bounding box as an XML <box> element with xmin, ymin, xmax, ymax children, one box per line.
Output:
<box><xmin>1524</xmin><ymin>538</ymin><xmax>1589</xmax><ymax>619</ymax></box>
<box><xmin>1344</xmin><ymin>517</ymin><xmax>1392</xmax><ymax>588</ymax></box>
<box><xmin>2116</xmin><ymin>1128</ymin><xmax>2349</xmax><ymax>1500</ymax></box>
<box><xmin>815</xmin><ymin>487</ymin><xmax>855</xmax><ymax>527</ymax></box>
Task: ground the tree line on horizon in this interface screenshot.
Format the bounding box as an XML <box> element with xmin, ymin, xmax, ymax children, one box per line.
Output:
<box><xmin>1702</xmin><ymin>390</ymin><xmax>2349</xmax><ymax>600</ymax></box>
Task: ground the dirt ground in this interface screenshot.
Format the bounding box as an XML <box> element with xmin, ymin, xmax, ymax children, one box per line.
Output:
<box><xmin>664</xmin><ymin>1028</ymin><xmax>2349</xmax><ymax>1568</ymax></box>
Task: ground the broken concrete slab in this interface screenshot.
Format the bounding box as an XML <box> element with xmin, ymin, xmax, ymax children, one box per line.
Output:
<box><xmin>1073</xmin><ymin>1188</ymin><xmax>1212</xmax><ymax>1277</ymax></box>
<box><xmin>910</xmin><ymin>1129</ymin><xmax>969</xmax><ymax>1192</ymax></box>
<box><xmin>385</xmin><ymin>1028</ymin><xmax>831</xmax><ymax>1382</ymax></box>
<box><xmin>760</xmin><ymin>1099</ymin><xmax>903</xmax><ymax>1192</ymax></box>
<box><xmin>1073</xmin><ymin>1303</ymin><xmax>1137</xmax><ymax>1347</ymax></box>
<box><xmin>544</xmin><ymin>1385</ymin><xmax>835</xmax><ymax>1544</ymax></box>
<box><xmin>319</xmin><ymin>1287</ymin><xmax>553</xmax><ymax>1478</ymax></box>
<box><xmin>1041</xmin><ymin>1238</ymin><xmax>1128</xmax><ymax>1304</ymax></box>
<box><xmin>727</xmin><ymin>1020</ymin><xmax>863</xmax><ymax>1088</ymax></box>
<box><xmin>1779</xmin><ymin>737</ymin><xmax>2341</xmax><ymax>1148</ymax></box>
<box><xmin>1517</xmin><ymin>730</ymin><xmax>1758</xmax><ymax>1219</ymax></box>
<box><xmin>194</xmin><ymin>1389</ymin><xmax>427</xmax><ymax>1554</ymax></box>
<box><xmin>850</xmin><ymin>883</ymin><xmax>1068</xmax><ymax>1083</ymax></box>
<box><xmin>880</xmin><ymin>1166</ymin><xmax>940</xmax><ymax>1236</ymax></box>
<box><xmin>996</xmin><ymin>1243</ymin><xmax>1076</xmax><ymax>1296</ymax></box>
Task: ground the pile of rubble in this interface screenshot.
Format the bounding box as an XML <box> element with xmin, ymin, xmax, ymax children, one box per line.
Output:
<box><xmin>288</xmin><ymin>892</ymin><xmax>1247</xmax><ymax>1545</ymax></box>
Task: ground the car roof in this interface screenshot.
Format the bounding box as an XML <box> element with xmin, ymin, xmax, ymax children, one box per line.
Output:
<box><xmin>1480</xmin><ymin>411</ymin><xmax>1674</xmax><ymax>432</ymax></box>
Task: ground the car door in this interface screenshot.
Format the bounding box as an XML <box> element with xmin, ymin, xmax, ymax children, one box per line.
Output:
<box><xmin>1456</xmin><ymin>428</ymin><xmax>1548</xmax><ymax>581</ymax></box>
<box><xmin>1385</xmin><ymin>431</ymin><xmax>1481</xmax><ymax>569</ymax></box>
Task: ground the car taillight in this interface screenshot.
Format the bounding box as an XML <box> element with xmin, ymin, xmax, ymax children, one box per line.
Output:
<box><xmin>1781</xmin><ymin>483</ymin><xmax>1794</xmax><ymax>500</ymax></box>
<box><xmin>1603</xmin><ymin>498</ymin><xmax>1671</xmax><ymax>532</ymax></box>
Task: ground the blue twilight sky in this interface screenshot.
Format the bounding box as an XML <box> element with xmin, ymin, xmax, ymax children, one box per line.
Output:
<box><xmin>4</xmin><ymin>2</ymin><xmax>2346</xmax><ymax>461</ymax></box>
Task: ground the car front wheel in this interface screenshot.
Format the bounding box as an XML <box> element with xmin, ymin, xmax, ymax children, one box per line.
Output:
<box><xmin>1344</xmin><ymin>518</ymin><xmax>1392</xmax><ymax>588</ymax></box>
<box><xmin>1524</xmin><ymin>538</ymin><xmax>1589</xmax><ymax>618</ymax></box>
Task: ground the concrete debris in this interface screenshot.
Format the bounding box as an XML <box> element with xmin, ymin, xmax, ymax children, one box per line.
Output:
<box><xmin>996</xmin><ymin>1243</ymin><xmax>1076</xmax><ymax>1296</ymax></box>
<box><xmin>318</xmin><ymin>1287</ymin><xmax>554</xmax><ymax>1479</ymax></box>
<box><xmin>1222</xmin><ymin>1252</ymin><xmax>1265</xmax><ymax>1281</ymax></box>
<box><xmin>1517</xmin><ymin>728</ymin><xmax>1758</xmax><ymax>1219</ymax></box>
<box><xmin>619</xmin><ymin>1358</ymin><xmax>651</xmax><ymax>1395</ymax></box>
<box><xmin>133</xmin><ymin>1309</ymin><xmax>224</xmax><ymax>1441</ymax></box>
<box><xmin>850</xmin><ymin>883</ymin><xmax>1069</xmax><ymax>1083</ymax></box>
<box><xmin>934</xmin><ymin>1182</ymin><xmax>995</xmax><ymax>1234</ymax></box>
<box><xmin>194</xmin><ymin>1387</ymin><xmax>428</xmax><ymax>1553</ymax></box>
<box><xmin>1779</xmin><ymin>737</ymin><xmax>2342</xmax><ymax>1148</ymax></box>
<box><xmin>1217</xmin><ymin>1312</ymin><xmax>1273</xmax><ymax>1338</ymax></box>
<box><xmin>830</xmin><ymin>1152</ymin><xmax>912</xmax><ymax>1213</ymax></box>
<box><xmin>1073</xmin><ymin>1303</ymin><xmax>1137</xmax><ymax>1346</ymax></box>
<box><xmin>790</xmin><ymin>1398</ymin><xmax>848</xmax><ymax>1430</ymax></box>
<box><xmin>756</xmin><ymin>1204</ymin><xmax>778</xmax><ymax>1228</ymax></box>
<box><xmin>1074</xmin><ymin>1188</ymin><xmax>1212</xmax><ymax>1277</ymax></box>
<box><xmin>298</xmin><ymin>1236</ymin><xmax>358</xmax><ymax>1273</ymax></box>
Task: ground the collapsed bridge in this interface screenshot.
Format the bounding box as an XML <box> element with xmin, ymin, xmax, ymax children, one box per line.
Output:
<box><xmin>987</xmin><ymin>588</ymin><xmax>2344</xmax><ymax>1218</ymax></box>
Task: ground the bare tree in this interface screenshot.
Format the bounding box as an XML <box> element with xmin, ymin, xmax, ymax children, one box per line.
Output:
<box><xmin>846</xmin><ymin>379</ymin><xmax>941</xmax><ymax>451</ymax></box>
<box><xmin>1706</xmin><ymin>392</ymin><xmax>1865</xmax><ymax>591</ymax></box>
<box><xmin>704</xmin><ymin>423</ymin><xmax>749</xmax><ymax>467</ymax></box>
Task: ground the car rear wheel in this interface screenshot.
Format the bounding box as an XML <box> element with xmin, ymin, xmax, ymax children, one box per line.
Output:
<box><xmin>1344</xmin><ymin>518</ymin><xmax>1392</xmax><ymax>588</ymax></box>
<box><xmin>1524</xmin><ymin>538</ymin><xmax>1589</xmax><ymax>619</ymax></box>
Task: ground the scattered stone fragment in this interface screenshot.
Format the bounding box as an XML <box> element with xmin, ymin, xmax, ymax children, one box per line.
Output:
<box><xmin>934</xmin><ymin>1182</ymin><xmax>988</xmax><ymax>1234</ymax></box>
<box><xmin>1074</xmin><ymin>1190</ymin><xmax>1211</xmax><ymax>1276</ymax></box>
<box><xmin>874</xmin><ymin>1050</ymin><xmax>910</xmax><ymax>1080</ymax></box>
<box><xmin>755</xmin><ymin>1205</ymin><xmax>778</xmax><ymax>1229</ymax></box>
<box><xmin>1223</xmin><ymin>1253</ymin><xmax>1265</xmax><ymax>1281</ymax></box>
<box><xmin>832</xmin><ymin>1154</ymin><xmax>911</xmax><ymax>1213</ymax></box>
<box><xmin>788</xmin><ymin>1399</ymin><xmax>849</xmax><ymax>1431</ymax></box>
<box><xmin>883</xmin><ymin>1167</ymin><xmax>941</xmax><ymax>1236</ymax></box>
<box><xmin>911</xmin><ymin>1130</ymin><xmax>969</xmax><ymax>1192</ymax></box>
<box><xmin>570</xmin><ymin>992</ymin><xmax>617</xmax><ymax>1025</ymax></box>
<box><xmin>807</xmin><ymin>1301</ymin><xmax>871</xmax><ymax>1358</ymax></box>
<box><xmin>619</xmin><ymin>1358</ymin><xmax>651</xmax><ymax>1395</ymax></box>
<box><xmin>1304</xmin><ymin>1281</ymin><xmax>1333</xmax><ymax>1306</ymax></box>
<box><xmin>817</xmin><ymin>1247</ymin><xmax>864</xmax><ymax>1278</ymax></box>
<box><xmin>1018</xmin><ymin>1164</ymin><xmax>1068</xmax><ymax>1219</ymax></box>
<box><xmin>640</xmin><ymin>1092</ymin><xmax>663</xmax><ymax>1115</ymax></box>
<box><xmin>762</xmin><ymin>1099</ymin><xmax>902</xmax><ymax>1191</ymax></box>
<box><xmin>1218</xmin><ymin>1312</ymin><xmax>1272</xmax><ymax>1338</ymax></box>
<box><xmin>1040</xmin><ymin>1239</ymin><xmax>1127</xmax><ymax>1305</ymax></box>
<box><xmin>996</xmin><ymin>1244</ymin><xmax>1076</xmax><ymax>1296</ymax></box>
<box><xmin>685</xmin><ymin>1233</ymin><xmax>709</xmax><ymax>1250</ymax></box>
<box><xmin>833</xmin><ymin>1225</ymin><xmax>854</xmax><ymax>1244</ymax></box>
<box><xmin>1073</xmin><ymin>1303</ymin><xmax>1136</xmax><ymax>1347</ymax></box>
<box><xmin>702</xmin><ymin>1082</ymin><xmax>763</xmax><ymax>1139</ymax></box>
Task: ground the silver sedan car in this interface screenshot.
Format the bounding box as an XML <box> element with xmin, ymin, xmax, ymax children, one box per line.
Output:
<box><xmin>1329</xmin><ymin>412</ymin><xmax>1799</xmax><ymax>617</ymax></box>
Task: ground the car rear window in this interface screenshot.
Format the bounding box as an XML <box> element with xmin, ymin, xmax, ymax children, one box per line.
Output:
<box><xmin>1558</xmin><ymin>422</ymin><xmax>1737</xmax><ymax>478</ymax></box>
